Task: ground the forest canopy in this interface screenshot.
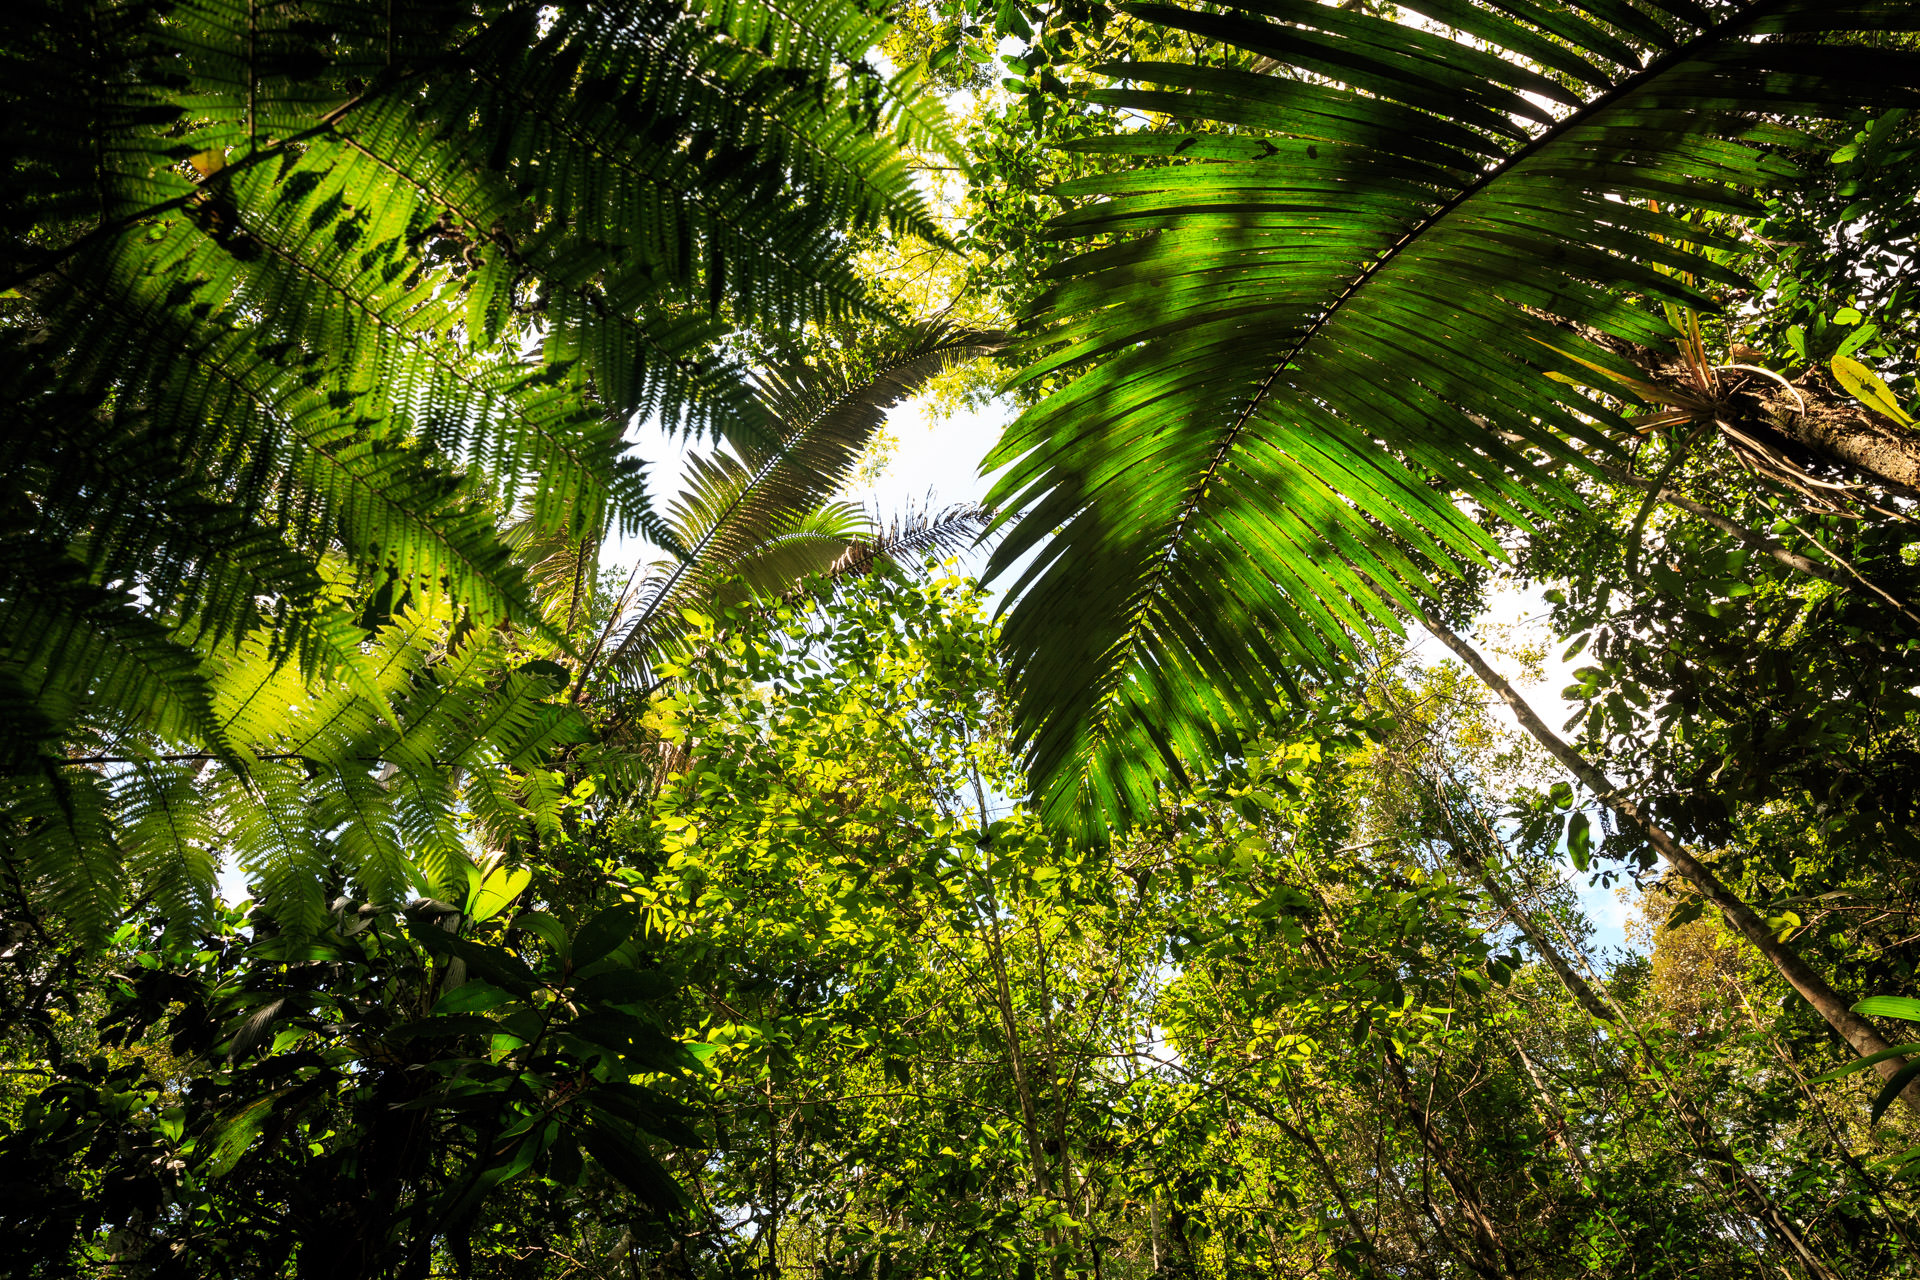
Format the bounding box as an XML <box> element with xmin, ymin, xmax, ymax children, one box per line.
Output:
<box><xmin>3</xmin><ymin>0</ymin><xmax>1920</xmax><ymax>1277</ymax></box>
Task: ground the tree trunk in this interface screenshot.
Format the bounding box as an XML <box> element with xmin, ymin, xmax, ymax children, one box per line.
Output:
<box><xmin>1577</xmin><ymin>324</ymin><xmax>1920</xmax><ymax>497</ymax></box>
<box><xmin>1429</xmin><ymin>783</ymin><xmax>1843</xmax><ymax>1279</ymax></box>
<box><xmin>1583</xmin><ymin>458</ymin><xmax>1838</xmax><ymax>583</ymax></box>
<box><xmin>1379</xmin><ymin>1043</ymin><xmax>1525</xmax><ymax>1280</ymax></box>
<box><xmin>1463</xmin><ymin>856</ymin><xmax>1615</xmax><ymax>1025</ymax></box>
<box><xmin>1772</xmin><ymin>382</ymin><xmax>1920</xmax><ymax>495</ymax></box>
<box><xmin>977</xmin><ymin>879</ymin><xmax>1067</xmax><ymax>1279</ymax></box>
<box><xmin>1200</xmin><ymin>1074</ymin><xmax>1393</xmax><ymax>1276</ymax></box>
<box><xmin>1413</xmin><ymin>605</ymin><xmax>1920</xmax><ymax>1120</ymax></box>
<box><xmin>1582</xmin><ymin>456</ymin><xmax>1920</xmax><ymax>625</ymax></box>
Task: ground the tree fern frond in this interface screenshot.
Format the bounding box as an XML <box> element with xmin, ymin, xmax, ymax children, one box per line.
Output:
<box><xmin>1</xmin><ymin>0</ymin><xmax>960</xmax><ymax>935</ymax></box>
<box><xmin>813</xmin><ymin>502</ymin><xmax>993</xmax><ymax>590</ymax></box>
<box><xmin>987</xmin><ymin>0</ymin><xmax>1920</xmax><ymax>838</ymax></box>
<box><xmin>116</xmin><ymin>761</ymin><xmax>220</xmax><ymax>936</ymax></box>
<box><xmin>2</xmin><ymin>762</ymin><xmax>123</xmax><ymax>946</ymax></box>
<box><xmin>218</xmin><ymin>763</ymin><xmax>332</xmax><ymax>935</ymax></box>
<box><xmin>0</xmin><ymin>543</ymin><xmax>232</xmax><ymax>760</ymax></box>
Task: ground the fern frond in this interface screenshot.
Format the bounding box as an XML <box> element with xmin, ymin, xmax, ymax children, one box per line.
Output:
<box><xmin>1</xmin><ymin>0</ymin><xmax>944</xmax><ymax>936</ymax></box>
<box><xmin>811</xmin><ymin>502</ymin><xmax>993</xmax><ymax>592</ymax></box>
<box><xmin>2</xmin><ymin>763</ymin><xmax>123</xmax><ymax>945</ymax></box>
<box><xmin>116</xmin><ymin>761</ymin><xmax>220</xmax><ymax>935</ymax></box>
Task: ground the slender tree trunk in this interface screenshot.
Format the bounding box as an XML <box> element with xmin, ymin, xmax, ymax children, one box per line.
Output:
<box><xmin>1508</xmin><ymin>1040</ymin><xmax>1590</xmax><ymax>1179</ymax></box>
<box><xmin>1439</xmin><ymin>793</ymin><xmax>1838</xmax><ymax>1276</ymax></box>
<box><xmin>1148</xmin><ymin>1193</ymin><xmax>1162</xmax><ymax>1273</ymax></box>
<box><xmin>1379</xmin><ymin>1043</ymin><xmax>1524</xmax><ymax>1280</ymax></box>
<box><xmin>1280</xmin><ymin>1115</ymin><xmax>1387</xmax><ymax>1272</ymax></box>
<box><xmin>1030</xmin><ymin>915</ymin><xmax>1089</xmax><ymax>1273</ymax></box>
<box><xmin>1414</xmin><ymin>604</ymin><xmax>1920</xmax><ymax>1120</ymax></box>
<box><xmin>1197</xmin><ymin>1074</ymin><xmax>1391</xmax><ymax>1275</ymax></box>
<box><xmin>1585</xmin><ymin>459</ymin><xmax>1836</xmax><ymax>581</ymax></box>
<box><xmin>1461</xmin><ymin>815</ymin><xmax>1841</xmax><ymax>1279</ymax></box>
<box><xmin>1724</xmin><ymin>977</ymin><xmax>1920</xmax><ymax>1267</ymax></box>
<box><xmin>763</xmin><ymin>1074</ymin><xmax>779</xmax><ymax>1277</ymax></box>
<box><xmin>977</xmin><ymin>879</ymin><xmax>1066</xmax><ymax>1278</ymax></box>
<box><xmin>1366</xmin><ymin>1123</ymin><xmax>1451</xmax><ymax>1280</ymax></box>
<box><xmin>1293</xmin><ymin>891</ymin><xmax>1516</xmax><ymax>1278</ymax></box>
<box><xmin>1465</xmin><ymin>857</ymin><xmax>1614</xmax><ymax>1024</ymax></box>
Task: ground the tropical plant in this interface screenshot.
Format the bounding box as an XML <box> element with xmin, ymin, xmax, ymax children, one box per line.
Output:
<box><xmin>978</xmin><ymin>0</ymin><xmax>1920</xmax><ymax>1096</ymax></box>
<box><xmin>0</xmin><ymin>321</ymin><xmax>999</xmax><ymax>943</ymax></box>
<box><xmin>984</xmin><ymin>0</ymin><xmax>1920</xmax><ymax>831</ymax></box>
<box><xmin>577</xmin><ymin>322</ymin><xmax>1003</xmax><ymax>702</ymax></box>
<box><xmin>0</xmin><ymin>871</ymin><xmax>700</xmax><ymax>1279</ymax></box>
<box><xmin>8</xmin><ymin>570</ymin><xmax>1920</xmax><ymax>1277</ymax></box>
<box><xmin>0</xmin><ymin>0</ymin><xmax>975</xmax><ymax>938</ymax></box>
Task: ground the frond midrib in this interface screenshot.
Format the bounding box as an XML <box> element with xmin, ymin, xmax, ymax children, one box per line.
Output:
<box><xmin>1153</xmin><ymin>0</ymin><xmax>1787</xmax><ymax>566</ymax></box>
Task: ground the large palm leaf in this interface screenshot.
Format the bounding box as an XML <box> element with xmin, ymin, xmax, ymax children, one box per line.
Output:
<box><xmin>590</xmin><ymin>323</ymin><xmax>1003</xmax><ymax>694</ymax></box>
<box><xmin>984</xmin><ymin>0</ymin><xmax>1920</xmax><ymax>836</ymax></box>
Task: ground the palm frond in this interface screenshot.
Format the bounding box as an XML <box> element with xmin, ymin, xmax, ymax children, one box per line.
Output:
<box><xmin>985</xmin><ymin>0</ymin><xmax>1920</xmax><ymax>837</ymax></box>
<box><xmin>819</xmin><ymin>501</ymin><xmax>994</xmax><ymax>588</ymax></box>
<box><xmin>593</xmin><ymin>322</ymin><xmax>1005</xmax><ymax>690</ymax></box>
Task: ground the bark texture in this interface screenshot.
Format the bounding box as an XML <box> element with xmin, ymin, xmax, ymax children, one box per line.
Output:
<box><xmin>1770</xmin><ymin>379</ymin><xmax>1920</xmax><ymax>495</ymax></box>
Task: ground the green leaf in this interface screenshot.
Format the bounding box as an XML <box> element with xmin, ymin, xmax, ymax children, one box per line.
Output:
<box><xmin>1871</xmin><ymin>1058</ymin><xmax>1920</xmax><ymax>1123</ymax></box>
<box><xmin>412</xmin><ymin>924</ymin><xmax>543</xmax><ymax>997</ymax></box>
<box><xmin>578</xmin><ymin>1116</ymin><xmax>686</xmax><ymax>1213</ymax></box>
<box><xmin>581</xmin><ymin>1081</ymin><xmax>703</xmax><ymax>1147</ymax></box>
<box><xmin>1566</xmin><ymin>813</ymin><xmax>1592</xmax><ymax>872</ymax></box>
<box><xmin>571</xmin><ymin>903</ymin><xmax>642</xmax><ymax>969</ymax></box>
<box><xmin>433</xmin><ymin>981</ymin><xmax>514</xmax><ymax>1015</ymax></box>
<box><xmin>199</xmin><ymin>1089</ymin><xmax>289</xmax><ymax>1177</ymax></box>
<box><xmin>1</xmin><ymin>0</ymin><xmax>951</xmax><ymax>935</ymax></box>
<box><xmin>983</xmin><ymin>0</ymin><xmax>1920</xmax><ymax>839</ymax></box>
<box><xmin>465</xmin><ymin>865</ymin><xmax>532</xmax><ymax>924</ymax></box>
<box><xmin>509</xmin><ymin>910</ymin><xmax>569</xmax><ymax>956</ymax></box>
<box><xmin>1855</xmin><ymin>996</ymin><xmax>1920</xmax><ymax>1023</ymax></box>
<box><xmin>1666</xmin><ymin>898</ymin><xmax>1705</xmax><ymax>929</ymax></box>
<box><xmin>599</xmin><ymin>324</ymin><xmax>1001</xmax><ymax>694</ymax></box>
<box><xmin>1831</xmin><ymin>354</ymin><xmax>1916</xmax><ymax>427</ymax></box>
<box><xmin>1835</xmin><ymin>323</ymin><xmax>1879</xmax><ymax>358</ymax></box>
<box><xmin>1809</xmin><ymin>1042</ymin><xmax>1920</xmax><ymax>1083</ymax></box>
<box><xmin>573</xmin><ymin>968</ymin><xmax>672</xmax><ymax>1007</ymax></box>
<box><xmin>394</xmin><ymin>1013</ymin><xmax>503</xmax><ymax>1040</ymax></box>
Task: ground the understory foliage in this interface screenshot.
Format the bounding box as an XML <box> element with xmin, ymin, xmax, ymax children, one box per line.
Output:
<box><xmin>6</xmin><ymin>572</ymin><xmax>1919</xmax><ymax>1278</ymax></box>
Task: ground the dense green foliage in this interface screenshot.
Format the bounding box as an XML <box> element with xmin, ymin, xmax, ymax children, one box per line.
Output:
<box><xmin>7</xmin><ymin>573</ymin><xmax>1920</xmax><ymax>1276</ymax></box>
<box><xmin>7</xmin><ymin>0</ymin><xmax>1920</xmax><ymax>1276</ymax></box>
<box><xmin>980</xmin><ymin>0</ymin><xmax>1920</xmax><ymax>833</ymax></box>
<box><xmin>1</xmin><ymin>0</ymin><xmax>951</xmax><ymax>938</ymax></box>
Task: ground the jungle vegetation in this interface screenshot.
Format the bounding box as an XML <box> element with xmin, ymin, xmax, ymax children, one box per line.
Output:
<box><xmin>3</xmin><ymin>0</ymin><xmax>1920</xmax><ymax>1276</ymax></box>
